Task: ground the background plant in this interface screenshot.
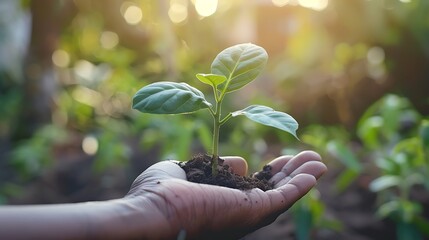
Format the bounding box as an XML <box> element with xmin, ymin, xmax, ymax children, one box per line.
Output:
<box><xmin>359</xmin><ymin>96</ymin><xmax>429</xmax><ymax>240</ymax></box>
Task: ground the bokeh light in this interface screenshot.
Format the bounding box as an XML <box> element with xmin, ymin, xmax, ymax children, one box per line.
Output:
<box><xmin>195</xmin><ymin>0</ymin><xmax>218</xmax><ymax>17</ymax></box>
<box><xmin>52</xmin><ymin>49</ymin><xmax>70</xmax><ymax>68</ymax></box>
<box><xmin>298</xmin><ymin>0</ymin><xmax>329</xmax><ymax>11</ymax></box>
<box><xmin>367</xmin><ymin>46</ymin><xmax>385</xmax><ymax>65</ymax></box>
<box><xmin>100</xmin><ymin>31</ymin><xmax>119</xmax><ymax>49</ymax></box>
<box><xmin>74</xmin><ymin>60</ymin><xmax>95</xmax><ymax>80</ymax></box>
<box><xmin>169</xmin><ymin>0</ymin><xmax>188</xmax><ymax>24</ymax></box>
<box><xmin>272</xmin><ymin>0</ymin><xmax>290</xmax><ymax>7</ymax></box>
<box><xmin>123</xmin><ymin>5</ymin><xmax>143</xmax><ymax>25</ymax></box>
<box><xmin>82</xmin><ymin>135</ymin><xmax>99</xmax><ymax>155</ymax></box>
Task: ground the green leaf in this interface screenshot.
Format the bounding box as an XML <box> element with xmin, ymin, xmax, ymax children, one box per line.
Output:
<box><xmin>326</xmin><ymin>140</ymin><xmax>362</xmax><ymax>172</ymax></box>
<box><xmin>212</xmin><ymin>43</ymin><xmax>268</xmax><ymax>93</ymax></box>
<box><xmin>196</xmin><ymin>73</ymin><xmax>227</xmax><ymax>88</ymax></box>
<box><xmin>232</xmin><ymin>105</ymin><xmax>299</xmax><ymax>139</ymax></box>
<box><xmin>335</xmin><ymin>169</ymin><xmax>359</xmax><ymax>192</ymax></box>
<box><xmin>369</xmin><ymin>175</ymin><xmax>401</xmax><ymax>192</ymax></box>
<box><xmin>132</xmin><ymin>82</ymin><xmax>212</xmax><ymax>114</ymax></box>
<box><xmin>377</xmin><ymin>200</ymin><xmax>400</xmax><ymax>218</ymax></box>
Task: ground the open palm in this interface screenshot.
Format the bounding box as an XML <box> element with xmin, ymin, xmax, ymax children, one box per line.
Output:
<box><xmin>125</xmin><ymin>151</ymin><xmax>327</xmax><ymax>240</ymax></box>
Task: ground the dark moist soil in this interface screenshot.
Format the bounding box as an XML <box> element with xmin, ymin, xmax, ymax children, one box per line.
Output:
<box><xmin>179</xmin><ymin>154</ymin><xmax>274</xmax><ymax>191</ymax></box>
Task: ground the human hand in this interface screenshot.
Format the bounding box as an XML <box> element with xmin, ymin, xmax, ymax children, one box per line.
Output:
<box><xmin>125</xmin><ymin>151</ymin><xmax>327</xmax><ymax>240</ymax></box>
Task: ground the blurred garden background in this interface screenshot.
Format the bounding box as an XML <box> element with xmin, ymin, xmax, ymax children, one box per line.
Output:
<box><xmin>0</xmin><ymin>0</ymin><xmax>428</xmax><ymax>239</ymax></box>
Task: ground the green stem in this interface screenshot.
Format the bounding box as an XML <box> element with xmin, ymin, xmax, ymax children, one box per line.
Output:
<box><xmin>211</xmin><ymin>100</ymin><xmax>222</xmax><ymax>176</ymax></box>
<box><xmin>220</xmin><ymin>113</ymin><xmax>232</xmax><ymax>126</ymax></box>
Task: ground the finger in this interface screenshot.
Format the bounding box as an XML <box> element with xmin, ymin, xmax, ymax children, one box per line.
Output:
<box><xmin>280</xmin><ymin>151</ymin><xmax>322</xmax><ymax>175</ymax></box>
<box><xmin>222</xmin><ymin>156</ymin><xmax>248</xmax><ymax>176</ymax></box>
<box><xmin>273</xmin><ymin>161</ymin><xmax>327</xmax><ymax>188</ymax></box>
<box><xmin>265</xmin><ymin>155</ymin><xmax>294</xmax><ymax>174</ymax></box>
<box><xmin>269</xmin><ymin>151</ymin><xmax>322</xmax><ymax>184</ymax></box>
<box><xmin>267</xmin><ymin>174</ymin><xmax>317</xmax><ymax>212</ymax></box>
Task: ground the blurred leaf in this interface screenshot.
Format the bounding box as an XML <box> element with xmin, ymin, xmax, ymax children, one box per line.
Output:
<box><xmin>132</xmin><ymin>82</ymin><xmax>212</xmax><ymax>114</ymax></box>
<box><xmin>293</xmin><ymin>204</ymin><xmax>312</xmax><ymax>240</ymax></box>
<box><xmin>393</xmin><ymin>137</ymin><xmax>425</xmax><ymax>167</ymax></box>
<box><xmin>335</xmin><ymin>169</ymin><xmax>360</xmax><ymax>192</ymax></box>
<box><xmin>10</xmin><ymin>125</ymin><xmax>68</xmax><ymax>178</ymax></box>
<box><xmin>357</xmin><ymin>94</ymin><xmax>420</xmax><ymax>146</ymax></box>
<box><xmin>369</xmin><ymin>175</ymin><xmax>401</xmax><ymax>192</ymax></box>
<box><xmin>419</xmin><ymin>119</ymin><xmax>429</xmax><ymax>148</ymax></box>
<box><xmin>212</xmin><ymin>43</ymin><xmax>268</xmax><ymax>93</ymax></box>
<box><xmin>375</xmin><ymin>157</ymin><xmax>397</xmax><ymax>173</ymax></box>
<box><xmin>414</xmin><ymin>216</ymin><xmax>429</xmax><ymax>237</ymax></box>
<box><xmin>93</xmin><ymin>132</ymin><xmax>130</xmax><ymax>172</ymax></box>
<box><xmin>327</xmin><ymin>140</ymin><xmax>362</xmax><ymax>172</ymax></box>
<box><xmin>357</xmin><ymin>116</ymin><xmax>383</xmax><ymax>149</ymax></box>
<box><xmin>377</xmin><ymin>200</ymin><xmax>400</xmax><ymax>219</ymax></box>
<box><xmin>397</xmin><ymin>221</ymin><xmax>423</xmax><ymax>240</ymax></box>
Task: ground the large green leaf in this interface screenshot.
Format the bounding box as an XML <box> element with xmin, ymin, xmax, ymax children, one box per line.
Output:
<box><xmin>232</xmin><ymin>105</ymin><xmax>299</xmax><ymax>139</ymax></box>
<box><xmin>212</xmin><ymin>43</ymin><xmax>268</xmax><ymax>93</ymax></box>
<box><xmin>132</xmin><ymin>82</ymin><xmax>212</xmax><ymax>114</ymax></box>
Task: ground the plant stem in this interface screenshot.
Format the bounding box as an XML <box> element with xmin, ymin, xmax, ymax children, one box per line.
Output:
<box><xmin>211</xmin><ymin>100</ymin><xmax>222</xmax><ymax>176</ymax></box>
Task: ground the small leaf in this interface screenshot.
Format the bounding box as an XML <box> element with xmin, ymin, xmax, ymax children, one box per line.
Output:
<box><xmin>196</xmin><ymin>73</ymin><xmax>227</xmax><ymax>88</ymax></box>
<box><xmin>232</xmin><ymin>105</ymin><xmax>299</xmax><ymax>139</ymax></box>
<box><xmin>132</xmin><ymin>82</ymin><xmax>212</xmax><ymax>114</ymax></box>
<box><xmin>212</xmin><ymin>43</ymin><xmax>268</xmax><ymax>93</ymax></box>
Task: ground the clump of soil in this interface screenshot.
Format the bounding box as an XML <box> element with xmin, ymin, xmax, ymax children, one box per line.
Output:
<box><xmin>179</xmin><ymin>154</ymin><xmax>274</xmax><ymax>191</ymax></box>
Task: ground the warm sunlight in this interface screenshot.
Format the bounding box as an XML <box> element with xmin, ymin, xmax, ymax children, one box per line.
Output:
<box><xmin>169</xmin><ymin>0</ymin><xmax>188</xmax><ymax>24</ymax></box>
<box><xmin>272</xmin><ymin>0</ymin><xmax>290</xmax><ymax>7</ymax></box>
<box><xmin>195</xmin><ymin>0</ymin><xmax>218</xmax><ymax>17</ymax></box>
<box><xmin>298</xmin><ymin>0</ymin><xmax>329</xmax><ymax>11</ymax></box>
<box><xmin>123</xmin><ymin>5</ymin><xmax>143</xmax><ymax>25</ymax></box>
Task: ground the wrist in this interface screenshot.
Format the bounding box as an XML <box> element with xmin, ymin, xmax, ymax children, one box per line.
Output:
<box><xmin>88</xmin><ymin>197</ymin><xmax>171</xmax><ymax>239</ymax></box>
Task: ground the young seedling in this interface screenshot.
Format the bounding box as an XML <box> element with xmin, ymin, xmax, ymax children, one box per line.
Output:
<box><xmin>132</xmin><ymin>43</ymin><xmax>298</xmax><ymax>176</ymax></box>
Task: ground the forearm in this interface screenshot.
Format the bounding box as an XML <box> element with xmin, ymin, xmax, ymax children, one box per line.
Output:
<box><xmin>0</xmin><ymin>198</ymin><xmax>168</xmax><ymax>240</ymax></box>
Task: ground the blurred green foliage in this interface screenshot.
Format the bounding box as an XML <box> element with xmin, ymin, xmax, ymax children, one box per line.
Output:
<box><xmin>302</xmin><ymin>94</ymin><xmax>429</xmax><ymax>239</ymax></box>
<box><xmin>361</xmin><ymin>96</ymin><xmax>429</xmax><ymax>240</ymax></box>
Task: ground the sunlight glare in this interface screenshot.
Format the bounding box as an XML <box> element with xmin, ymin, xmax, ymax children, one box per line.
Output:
<box><xmin>169</xmin><ymin>0</ymin><xmax>188</xmax><ymax>24</ymax></box>
<box><xmin>74</xmin><ymin>60</ymin><xmax>94</xmax><ymax>80</ymax></box>
<box><xmin>123</xmin><ymin>5</ymin><xmax>143</xmax><ymax>25</ymax></box>
<box><xmin>82</xmin><ymin>135</ymin><xmax>99</xmax><ymax>155</ymax></box>
<box><xmin>298</xmin><ymin>0</ymin><xmax>329</xmax><ymax>11</ymax></box>
<box><xmin>195</xmin><ymin>0</ymin><xmax>218</xmax><ymax>17</ymax></box>
<box><xmin>272</xmin><ymin>0</ymin><xmax>290</xmax><ymax>7</ymax></box>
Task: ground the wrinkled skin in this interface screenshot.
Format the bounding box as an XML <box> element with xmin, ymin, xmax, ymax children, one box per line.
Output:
<box><xmin>126</xmin><ymin>150</ymin><xmax>327</xmax><ymax>240</ymax></box>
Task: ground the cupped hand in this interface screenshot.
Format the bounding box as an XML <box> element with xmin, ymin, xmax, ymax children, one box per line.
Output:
<box><xmin>125</xmin><ymin>151</ymin><xmax>327</xmax><ymax>240</ymax></box>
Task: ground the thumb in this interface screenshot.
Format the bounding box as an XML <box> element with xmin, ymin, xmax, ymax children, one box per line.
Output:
<box><xmin>222</xmin><ymin>156</ymin><xmax>248</xmax><ymax>176</ymax></box>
